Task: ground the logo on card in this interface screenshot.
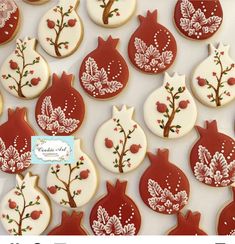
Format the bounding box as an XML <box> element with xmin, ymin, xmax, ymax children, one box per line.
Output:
<box><xmin>31</xmin><ymin>136</ymin><xmax>75</xmax><ymax>164</ymax></box>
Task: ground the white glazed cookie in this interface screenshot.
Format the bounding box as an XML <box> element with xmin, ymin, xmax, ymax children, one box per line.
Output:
<box><xmin>0</xmin><ymin>37</ymin><xmax>49</xmax><ymax>99</ymax></box>
<box><xmin>0</xmin><ymin>172</ymin><xmax>51</xmax><ymax>235</ymax></box>
<box><xmin>94</xmin><ymin>105</ymin><xmax>147</xmax><ymax>174</ymax></box>
<box><xmin>192</xmin><ymin>43</ymin><xmax>235</xmax><ymax>108</ymax></box>
<box><xmin>47</xmin><ymin>139</ymin><xmax>98</xmax><ymax>209</ymax></box>
<box><xmin>144</xmin><ymin>73</ymin><xmax>197</xmax><ymax>139</ymax></box>
<box><xmin>38</xmin><ymin>0</ymin><xmax>83</xmax><ymax>58</ymax></box>
<box><xmin>86</xmin><ymin>0</ymin><xmax>136</xmax><ymax>28</ymax></box>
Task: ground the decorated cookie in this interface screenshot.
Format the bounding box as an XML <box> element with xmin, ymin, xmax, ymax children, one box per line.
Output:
<box><xmin>190</xmin><ymin>120</ymin><xmax>235</xmax><ymax>187</ymax></box>
<box><xmin>0</xmin><ymin>108</ymin><xmax>35</xmax><ymax>174</ymax></box>
<box><xmin>38</xmin><ymin>0</ymin><xmax>83</xmax><ymax>58</ymax></box>
<box><xmin>174</xmin><ymin>0</ymin><xmax>223</xmax><ymax>40</ymax></box>
<box><xmin>90</xmin><ymin>180</ymin><xmax>141</xmax><ymax>236</ymax></box>
<box><xmin>23</xmin><ymin>0</ymin><xmax>49</xmax><ymax>4</ymax></box>
<box><xmin>192</xmin><ymin>43</ymin><xmax>235</xmax><ymax>107</ymax></box>
<box><xmin>144</xmin><ymin>73</ymin><xmax>197</xmax><ymax>139</ymax></box>
<box><xmin>139</xmin><ymin>149</ymin><xmax>190</xmax><ymax>215</ymax></box>
<box><xmin>86</xmin><ymin>0</ymin><xmax>136</xmax><ymax>28</ymax></box>
<box><xmin>35</xmin><ymin>72</ymin><xmax>85</xmax><ymax>136</ymax></box>
<box><xmin>94</xmin><ymin>105</ymin><xmax>147</xmax><ymax>174</ymax></box>
<box><xmin>79</xmin><ymin>36</ymin><xmax>129</xmax><ymax>100</ymax></box>
<box><xmin>48</xmin><ymin>211</ymin><xmax>88</xmax><ymax>235</ymax></box>
<box><xmin>0</xmin><ymin>0</ymin><xmax>20</xmax><ymax>45</ymax></box>
<box><xmin>47</xmin><ymin>139</ymin><xmax>97</xmax><ymax>208</ymax></box>
<box><xmin>168</xmin><ymin>210</ymin><xmax>207</xmax><ymax>235</ymax></box>
<box><xmin>218</xmin><ymin>187</ymin><xmax>235</xmax><ymax>235</ymax></box>
<box><xmin>0</xmin><ymin>37</ymin><xmax>50</xmax><ymax>99</ymax></box>
<box><xmin>0</xmin><ymin>172</ymin><xmax>51</xmax><ymax>235</ymax></box>
<box><xmin>128</xmin><ymin>10</ymin><xmax>177</xmax><ymax>74</ymax></box>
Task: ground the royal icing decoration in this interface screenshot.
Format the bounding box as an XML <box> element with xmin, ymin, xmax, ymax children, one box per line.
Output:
<box><xmin>128</xmin><ymin>10</ymin><xmax>177</xmax><ymax>74</ymax></box>
<box><xmin>190</xmin><ymin>120</ymin><xmax>235</xmax><ymax>187</ymax></box>
<box><xmin>0</xmin><ymin>173</ymin><xmax>51</xmax><ymax>235</ymax></box>
<box><xmin>38</xmin><ymin>0</ymin><xmax>83</xmax><ymax>58</ymax></box>
<box><xmin>218</xmin><ymin>187</ymin><xmax>235</xmax><ymax>235</ymax></box>
<box><xmin>48</xmin><ymin>211</ymin><xmax>88</xmax><ymax>235</ymax></box>
<box><xmin>168</xmin><ymin>210</ymin><xmax>207</xmax><ymax>235</ymax></box>
<box><xmin>47</xmin><ymin>139</ymin><xmax>97</xmax><ymax>208</ymax></box>
<box><xmin>35</xmin><ymin>72</ymin><xmax>85</xmax><ymax>136</ymax></box>
<box><xmin>94</xmin><ymin>105</ymin><xmax>147</xmax><ymax>174</ymax></box>
<box><xmin>0</xmin><ymin>108</ymin><xmax>35</xmax><ymax>174</ymax></box>
<box><xmin>144</xmin><ymin>73</ymin><xmax>197</xmax><ymax>139</ymax></box>
<box><xmin>192</xmin><ymin>43</ymin><xmax>235</xmax><ymax>107</ymax></box>
<box><xmin>90</xmin><ymin>180</ymin><xmax>141</xmax><ymax>236</ymax></box>
<box><xmin>0</xmin><ymin>0</ymin><xmax>19</xmax><ymax>45</ymax></box>
<box><xmin>86</xmin><ymin>0</ymin><xmax>136</xmax><ymax>28</ymax></box>
<box><xmin>0</xmin><ymin>37</ymin><xmax>50</xmax><ymax>99</ymax></box>
<box><xmin>79</xmin><ymin>36</ymin><xmax>129</xmax><ymax>99</ymax></box>
<box><xmin>139</xmin><ymin>149</ymin><xmax>190</xmax><ymax>215</ymax></box>
<box><xmin>174</xmin><ymin>0</ymin><xmax>223</xmax><ymax>40</ymax></box>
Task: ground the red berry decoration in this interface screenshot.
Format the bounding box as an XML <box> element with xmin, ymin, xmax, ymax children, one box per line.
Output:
<box><xmin>9</xmin><ymin>60</ymin><xmax>18</xmax><ymax>70</ymax></box>
<box><xmin>8</xmin><ymin>200</ymin><xmax>17</xmax><ymax>209</ymax></box>
<box><xmin>197</xmin><ymin>77</ymin><xmax>207</xmax><ymax>87</ymax></box>
<box><xmin>156</xmin><ymin>102</ymin><xmax>167</xmax><ymax>113</ymax></box>
<box><xmin>105</xmin><ymin>138</ymin><xmax>113</xmax><ymax>148</ymax></box>
<box><xmin>130</xmin><ymin>144</ymin><xmax>141</xmax><ymax>154</ymax></box>
<box><xmin>31</xmin><ymin>77</ymin><xmax>41</xmax><ymax>86</ymax></box>
<box><xmin>179</xmin><ymin>100</ymin><xmax>189</xmax><ymax>109</ymax></box>
<box><xmin>190</xmin><ymin>120</ymin><xmax>235</xmax><ymax>187</ymax></box>
<box><xmin>47</xmin><ymin>186</ymin><xmax>57</xmax><ymax>194</ymax></box>
<box><xmin>68</xmin><ymin>19</ymin><xmax>77</xmax><ymax>27</ymax></box>
<box><xmin>139</xmin><ymin>149</ymin><xmax>190</xmax><ymax>215</ymax></box>
<box><xmin>90</xmin><ymin>180</ymin><xmax>141</xmax><ymax>235</ymax></box>
<box><xmin>47</xmin><ymin>19</ymin><xmax>55</xmax><ymax>29</ymax></box>
<box><xmin>31</xmin><ymin>210</ymin><xmax>42</xmax><ymax>220</ymax></box>
<box><xmin>228</xmin><ymin>77</ymin><xmax>235</xmax><ymax>86</ymax></box>
<box><xmin>79</xmin><ymin>169</ymin><xmax>90</xmax><ymax>180</ymax></box>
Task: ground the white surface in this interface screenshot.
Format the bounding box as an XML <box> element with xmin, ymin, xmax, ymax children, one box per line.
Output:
<box><xmin>0</xmin><ymin>0</ymin><xmax>234</xmax><ymax>235</ymax></box>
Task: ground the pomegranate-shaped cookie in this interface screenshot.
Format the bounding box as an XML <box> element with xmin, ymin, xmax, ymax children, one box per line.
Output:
<box><xmin>0</xmin><ymin>0</ymin><xmax>20</xmax><ymax>45</ymax></box>
<box><xmin>90</xmin><ymin>180</ymin><xmax>141</xmax><ymax>236</ymax></box>
<box><xmin>218</xmin><ymin>187</ymin><xmax>235</xmax><ymax>235</ymax></box>
<box><xmin>79</xmin><ymin>36</ymin><xmax>129</xmax><ymax>100</ymax></box>
<box><xmin>0</xmin><ymin>108</ymin><xmax>35</xmax><ymax>174</ymax></box>
<box><xmin>139</xmin><ymin>149</ymin><xmax>190</xmax><ymax>215</ymax></box>
<box><xmin>128</xmin><ymin>10</ymin><xmax>177</xmax><ymax>74</ymax></box>
<box><xmin>94</xmin><ymin>105</ymin><xmax>147</xmax><ymax>173</ymax></box>
<box><xmin>0</xmin><ymin>37</ymin><xmax>50</xmax><ymax>99</ymax></box>
<box><xmin>48</xmin><ymin>211</ymin><xmax>88</xmax><ymax>235</ymax></box>
<box><xmin>35</xmin><ymin>72</ymin><xmax>85</xmax><ymax>136</ymax></box>
<box><xmin>0</xmin><ymin>172</ymin><xmax>51</xmax><ymax>235</ymax></box>
<box><xmin>86</xmin><ymin>0</ymin><xmax>136</xmax><ymax>28</ymax></box>
<box><xmin>174</xmin><ymin>0</ymin><xmax>223</xmax><ymax>40</ymax></box>
<box><xmin>168</xmin><ymin>210</ymin><xmax>207</xmax><ymax>235</ymax></box>
<box><xmin>192</xmin><ymin>43</ymin><xmax>235</xmax><ymax>108</ymax></box>
<box><xmin>38</xmin><ymin>0</ymin><xmax>83</xmax><ymax>58</ymax></box>
<box><xmin>144</xmin><ymin>73</ymin><xmax>197</xmax><ymax>139</ymax></box>
<box><xmin>190</xmin><ymin>120</ymin><xmax>235</xmax><ymax>187</ymax></box>
<box><xmin>47</xmin><ymin>139</ymin><xmax>97</xmax><ymax>208</ymax></box>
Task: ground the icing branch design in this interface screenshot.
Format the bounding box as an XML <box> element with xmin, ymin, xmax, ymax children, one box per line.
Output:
<box><xmin>197</xmin><ymin>51</ymin><xmax>235</xmax><ymax>107</ymax></box>
<box><xmin>98</xmin><ymin>0</ymin><xmax>120</xmax><ymax>24</ymax></box>
<box><xmin>46</xmin><ymin>5</ymin><xmax>77</xmax><ymax>57</ymax></box>
<box><xmin>104</xmin><ymin>119</ymin><xmax>141</xmax><ymax>173</ymax></box>
<box><xmin>156</xmin><ymin>83</ymin><xmax>189</xmax><ymax>137</ymax></box>
<box><xmin>2</xmin><ymin>182</ymin><xmax>42</xmax><ymax>235</ymax></box>
<box><xmin>1</xmin><ymin>40</ymin><xmax>40</xmax><ymax>98</ymax></box>
<box><xmin>47</xmin><ymin>159</ymin><xmax>90</xmax><ymax>208</ymax></box>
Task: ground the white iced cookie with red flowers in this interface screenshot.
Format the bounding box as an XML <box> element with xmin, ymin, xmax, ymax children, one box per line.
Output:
<box><xmin>47</xmin><ymin>139</ymin><xmax>98</xmax><ymax>209</ymax></box>
<box><xmin>86</xmin><ymin>0</ymin><xmax>136</xmax><ymax>28</ymax></box>
<box><xmin>144</xmin><ymin>73</ymin><xmax>197</xmax><ymax>139</ymax></box>
<box><xmin>94</xmin><ymin>105</ymin><xmax>147</xmax><ymax>174</ymax></box>
<box><xmin>0</xmin><ymin>37</ymin><xmax>49</xmax><ymax>99</ymax></box>
<box><xmin>0</xmin><ymin>172</ymin><xmax>51</xmax><ymax>235</ymax></box>
<box><xmin>192</xmin><ymin>43</ymin><xmax>235</xmax><ymax>108</ymax></box>
<box><xmin>38</xmin><ymin>0</ymin><xmax>83</xmax><ymax>58</ymax></box>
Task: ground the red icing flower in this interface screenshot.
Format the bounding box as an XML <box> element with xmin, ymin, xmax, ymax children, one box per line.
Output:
<box><xmin>130</xmin><ymin>144</ymin><xmax>141</xmax><ymax>154</ymax></box>
<box><xmin>197</xmin><ymin>77</ymin><xmax>207</xmax><ymax>87</ymax></box>
<box><xmin>9</xmin><ymin>60</ymin><xmax>18</xmax><ymax>70</ymax></box>
<box><xmin>156</xmin><ymin>102</ymin><xmax>167</xmax><ymax>113</ymax></box>
<box><xmin>47</xmin><ymin>186</ymin><xmax>57</xmax><ymax>194</ymax></box>
<box><xmin>31</xmin><ymin>77</ymin><xmax>41</xmax><ymax>86</ymax></box>
<box><xmin>68</xmin><ymin>19</ymin><xmax>77</xmax><ymax>27</ymax></box>
<box><xmin>212</xmin><ymin>72</ymin><xmax>217</xmax><ymax>76</ymax></box>
<box><xmin>227</xmin><ymin>77</ymin><xmax>235</xmax><ymax>86</ymax></box>
<box><xmin>47</xmin><ymin>19</ymin><xmax>55</xmax><ymax>29</ymax></box>
<box><xmin>31</xmin><ymin>210</ymin><xmax>42</xmax><ymax>220</ymax></box>
<box><xmin>36</xmin><ymin>195</ymin><xmax>40</xmax><ymax>201</ymax></box>
<box><xmin>8</xmin><ymin>199</ymin><xmax>17</xmax><ymax>209</ymax></box>
<box><xmin>80</xmin><ymin>156</ymin><xmax>84</xmax><ymax>161</ymax></box>
<box><xmin>179</xmin><ymin>100</ymin><xmax>189</xmax><ymax>109</ymax></box>
<box><xmin>105</xmin><ymin>138</ymin><xmax>113</xmax><ymax>148</ymax></box>
<box><xmin>80</xmin><ymin>169</ymin><xmax>90</xmax><ymax>179</ymax></box>
<box><xmin>77</xmin><ymin>189</ymin><xmax>82</xmax><ymax>194</ymax></box>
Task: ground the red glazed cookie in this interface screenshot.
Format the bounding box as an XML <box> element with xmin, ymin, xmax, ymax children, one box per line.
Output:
<box><xmin>168</xmin><ymin>210</ymin><xmax>207</xmax><ymax>235</ymax></box>
<box><xmin>0</xmin><ymin>0</ymin><xmax>20</xmax><ymax>45</ymax></box>
<box><xmin>90</xmin><ymin>180</ymin><xmax>141</xmax><ymax>236</ymax></box>
<box><xmin>190</xmin><ymin>120</ymin><xmax>235</xmax><ymax>187</ymax></box>
<box><xmin>48</xmin><ymin>211</ymin><xmax>88</xmax><ymax>235</ymax></box>
<box><xmin>35</xmin><ymin>72</ymin><xmax>85</xmax><ymax>136</ymax></box>
<box><xmin>174</xmin><ymin>0</ymin><xmax>223</xmax><ymax>40</ymax></box>
<box><xmin>139</xmin><ymin>149</ymin><xmax>190</xmax><ymax>215</ymax></box>
<box><xmin>79</xmin><ymin>36</ymin><xmax>129</xmax><ymax>99</ymax></box>
<box><xmin>0</xmin><ymin>108</ymin><xmax>35</xmax><ymax>174</ymax></box>
<box><xmin>128</xmin><ymin>10</ymin><xmax>177</xmax><ymax>74</ymax></box>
